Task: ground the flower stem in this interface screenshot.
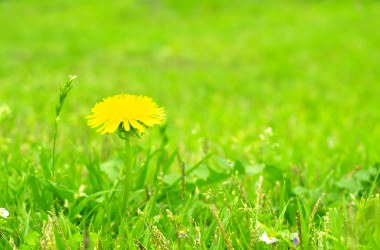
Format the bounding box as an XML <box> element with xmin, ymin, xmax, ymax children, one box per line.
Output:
<box><xmin>122</xmin><ymin>136</ymin><xmax>132</xmax><ymax>210</ymax></box>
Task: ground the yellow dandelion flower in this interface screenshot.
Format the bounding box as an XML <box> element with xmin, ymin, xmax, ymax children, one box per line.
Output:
<box><xmin>86</xmin><ymin>94</ymin><xmax>165</xmax><ymax>134</ymax></box>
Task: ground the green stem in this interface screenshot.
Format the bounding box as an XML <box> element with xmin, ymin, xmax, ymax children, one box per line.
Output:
<box><xmin>51</xmin><ymin>118</ymin><xmax>58</xmax><ymax>181</ymax></box>
<box><xmin>51</xmin><ymin>76</ymin><xmax>75</xmax><ymax>181</ymax></box>
<box><xmin>122</xmin><ymin>136</ymin><xmax>132</xmax><ymax>210</ymax></box>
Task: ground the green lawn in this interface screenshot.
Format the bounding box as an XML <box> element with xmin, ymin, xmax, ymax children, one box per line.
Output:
<box><xmin>1</xmin><ymin>1</ymin><xmax>379</xmax><ymax>249</ymax></box>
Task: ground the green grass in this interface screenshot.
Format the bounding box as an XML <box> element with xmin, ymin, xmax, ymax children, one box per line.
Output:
<box><xmin>1</xmin><ymin>0</ymin><xmax>380</xmax><ymax>249</ymax></box>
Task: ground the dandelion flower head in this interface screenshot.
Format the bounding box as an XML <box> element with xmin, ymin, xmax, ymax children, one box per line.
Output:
<box><xmin>87</xmin><ymin>94</ymin><xmax>165</xmax><ymax>134</ymax></box>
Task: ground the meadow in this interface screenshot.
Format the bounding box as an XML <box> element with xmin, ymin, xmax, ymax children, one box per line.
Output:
<box><xmin>1</xmin><ymin>0</ymin><xmax>380</xmax><ymax>249</ymax></box>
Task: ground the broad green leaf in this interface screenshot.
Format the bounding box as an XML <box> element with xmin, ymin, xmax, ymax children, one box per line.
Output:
<box><xmin>99</xmin><ymin>159</ymin><xmax>121</xmax><ymax>181</ymax></box>
<box><xmin>192</xmin><ymin>164</ymin><xmax>209</xmax><ymax>180</ymax></box>
<box><xmin>163</xmin><ymin>173</ymin><xmax>181</xmax><ymax>185</ymax></box>
<box><xmin>354</xmin><ymin>168</ymin><xmax>376</xmax><ymax>182</ymax></box>
<box><xmin>335</xmin><ymin>178</ymin><xmax>362</xmax><ymax>193</ymax></box>
<box><xmin>245</xmin><ymin>163</ymin><xmax>266</xmax><ymax>176</ymax></box>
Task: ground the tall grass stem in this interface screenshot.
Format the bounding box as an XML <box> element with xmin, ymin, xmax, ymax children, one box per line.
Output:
<box><xmin>51</xmin><ymin>75</ymin><xmax>75</xmax><ymax>181</ymax></box>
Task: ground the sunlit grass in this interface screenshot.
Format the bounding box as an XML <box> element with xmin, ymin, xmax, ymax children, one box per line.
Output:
<box><xmin>0</xmin><ymin>0</ymin><xmax>379</xmax><ymax>249</ymax></box>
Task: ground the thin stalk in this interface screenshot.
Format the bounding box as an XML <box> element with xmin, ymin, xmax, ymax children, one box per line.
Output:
<box><xmin>51</xmin><ymin>75</ymin><xmax>75</xmax><ymax>181</ymax></box>
<box><xmin>296</xmin><ymin>211</ymin><xmax>304</xmax><ymax>250</ymax></box>
<box><xmin>51</xmin><ymin>118</ymin><xmax>58</xmax><ymax>180</ymax></box>
<box><xmin>181</xmin><ymin>161</ymin><xmax>185</xmax><ymax>203</ymax></box>
<box><xmin>122</xmin><ymin>136</ymin><xmax>132</xmax><ymax>210</ymax></box>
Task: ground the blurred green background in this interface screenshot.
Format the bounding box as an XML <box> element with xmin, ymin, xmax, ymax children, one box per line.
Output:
<box><xmin>1</xmin><ymin>0</ymin><xmax>380</xmax><ymax>184</ymax></box>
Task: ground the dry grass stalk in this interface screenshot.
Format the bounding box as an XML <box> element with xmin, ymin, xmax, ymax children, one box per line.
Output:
<box><xmin>39</xmin><ymin>213</ymin><xmax>57</xmax><ymax>250</ymax></box>
<box><xmin>150</xmin><ymin>225</ymin><xmax>170</xmax><ymax>250</ymax></box>
<box><xmin>250</xmin><ymin>176</ymin><xmax>264</xmax><ymax>248</ymax></box>
<box><xmin>296</xmin><ymin>211</ymin><xmax>304</xmax><ymax>250</ymax></box>
<box><xmin>209</xmin><ymin>204</ymin><xmax>234</xmax><ymax>250</ymax></box>
<box><xmin>310</xmin><ymin>192</ymin><xmax>325</xmax><ymax>245</ymax></box>
<box><xmin>134</xmin><ymin>239</ymin><xmax>147</xmax><ymax>250</ymax></box>
<box><xmin>192</xmin><ymin>217</ymin><xmax>201</xmax><ymax>248</ymax></box>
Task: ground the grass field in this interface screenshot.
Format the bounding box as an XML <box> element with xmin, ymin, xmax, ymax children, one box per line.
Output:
<box><xmin>1</xmin><ymin>0</ymin><xmax>380</xmax><ymax>249</ymax></box>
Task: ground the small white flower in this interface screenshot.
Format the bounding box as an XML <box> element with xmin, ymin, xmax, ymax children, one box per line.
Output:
<box><xmin>0</xmin><ymin>208</ymin><xmax>9</xmax><ymax>218</ymax></box>
<box><xmin>264</xmin><ymin>127</ymin><xmax>273</xmax><ymax>136</ymax></box>
<box><xmin>291</xmin><ymin>232</ymin><xmax>299</xmax><ymax>246</ymax></box>
<box><xmin>177</xmin><ymin>230</ymin><xmax>187</xmax><ymax>239</ymax></box>
<box><xmin>74</xmin><ymin>185</ymin><xmax>87</xmax><ymax>199</ymax></box>
<box><xmin>259</xmin><ymin>232</ymin><xmax>279</xmax><ymax>244</ymax></box>
<box><xmin>259</xmin><ymin>127</ymin><xmax>274</xmax><ymax>141</ymax></box>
